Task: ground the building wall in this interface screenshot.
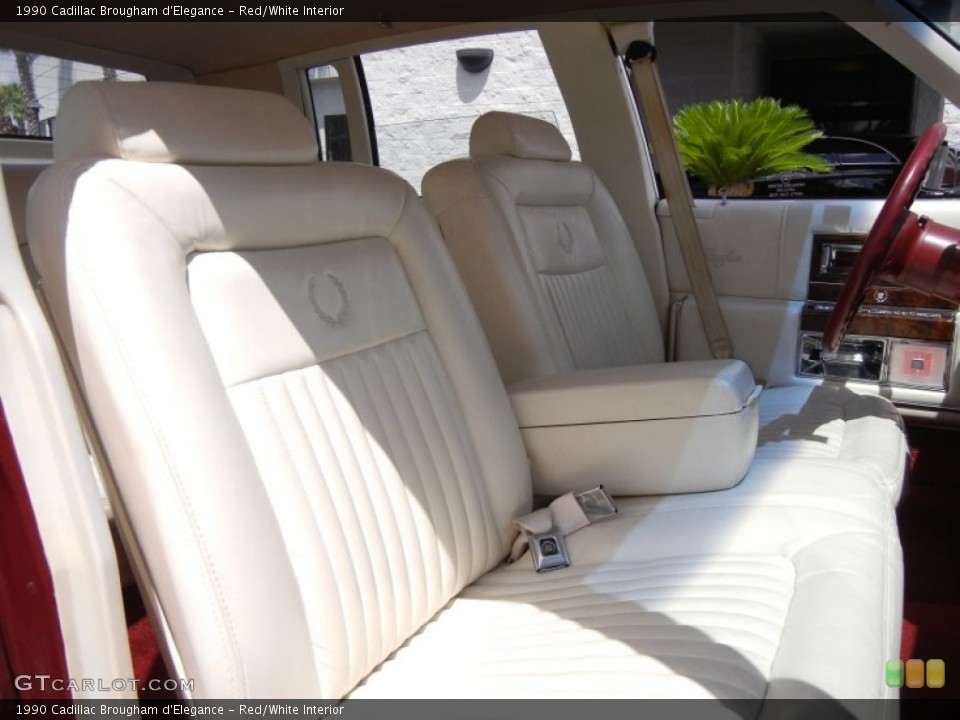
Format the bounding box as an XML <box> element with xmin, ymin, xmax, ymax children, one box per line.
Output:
<box><xmin>913</xmin><ymin>79</ymin><xmax>947</xmax><ymax>137</ymax></box>
<box><xmin>356</xmin><ymin>30</ymin><xmax>579</xmax><ymax>192</ymax></box>
<box><xmin>944</xmin><ymin>100</ymin><xmax>960</xmax><ymax>143</ymax></box>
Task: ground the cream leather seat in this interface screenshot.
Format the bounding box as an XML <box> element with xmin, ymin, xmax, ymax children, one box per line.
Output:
<box><xmin>29</xmin><ymin>82</ymin><xmax>901</xmax><ymax>700</ymax></box>
<box><xmin>422</xmin><ymin>112</ymin><xmax>907</xmax><ymax>502</ymax></box>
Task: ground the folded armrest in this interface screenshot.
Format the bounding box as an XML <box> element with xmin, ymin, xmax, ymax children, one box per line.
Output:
<box><xmin>508</xmin><ymin>360</ymin><xmax>761</xmax><ymax>497</ymax></box>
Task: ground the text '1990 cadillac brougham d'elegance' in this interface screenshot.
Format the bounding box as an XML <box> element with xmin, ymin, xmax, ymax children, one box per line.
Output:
<box><xmin>1</xmin><ymin>1</ymin><xmax>960</xmax><ymax>715</ymax></box>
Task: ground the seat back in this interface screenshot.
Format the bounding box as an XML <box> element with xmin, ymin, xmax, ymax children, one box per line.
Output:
<box><xmin>423</xmin><ymin>111</ymin><xmax>665</xmax><ymax>385</ymax></box>
<box><xmin>28</xmin><ymin>82</ymin><xmax>530</xmax><ymax>698</ymax></box>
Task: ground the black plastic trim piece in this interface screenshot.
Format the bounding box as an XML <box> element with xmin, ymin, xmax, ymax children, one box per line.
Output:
<box><xmin>624</xmin><ymin>41</ymin><xmax>657</xmax><ymax>65</ymax></box>
<box><xmin>353</xmin><ymin>55</ymin><xmax>380</xmax><ymax>167</ymax></box>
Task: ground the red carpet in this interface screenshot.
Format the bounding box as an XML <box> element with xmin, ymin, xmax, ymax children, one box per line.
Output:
<box><xmin>122</xmin><ymin>585</ymin><xmax>173</xmax><ymax>699</ymax></box>
<box><xmin>898</xmin><ymin>426</ymin><xmax>960</xmax><ymax>702</ymax></box>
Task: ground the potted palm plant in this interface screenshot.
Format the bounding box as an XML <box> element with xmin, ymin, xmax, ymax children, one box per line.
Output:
<box><xmin>673</xmin><ymin>97</ymin><xmax>832</xmax><ymax>201</ymax></box>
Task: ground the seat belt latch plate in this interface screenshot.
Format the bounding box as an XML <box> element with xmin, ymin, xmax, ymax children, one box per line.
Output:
<box><xmin>574</xmin><ymin>485</ymin><xmax>618</xmax><ymax>520</ymax></box>
<box><xmin>528</xmin><ymin>529</ymin><xmax>571</xmax><ymax>573</ymax></box>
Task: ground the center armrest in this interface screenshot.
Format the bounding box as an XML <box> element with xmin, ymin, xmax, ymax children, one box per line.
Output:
<box><xmin>508</xmin><ymin>360</ymin><xmax>762</xmax><ymax>497</ymax></box>
<box><xmin>510</xmin><ymin>360</ymin><xmax>761</xmax><ymax>426</ymax></box>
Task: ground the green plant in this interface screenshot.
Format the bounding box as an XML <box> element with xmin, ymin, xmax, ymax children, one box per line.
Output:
<box><xmin>0</xmin><ymin>83</ymin><xmax>28</xmax><ymax>135</ymax></box>
<box><xmin>673</xmin><ymin>98</ymin><xmax>832</xmax><ymax>196</ymax></box>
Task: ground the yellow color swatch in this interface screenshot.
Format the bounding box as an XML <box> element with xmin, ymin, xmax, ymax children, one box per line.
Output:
<box><xmin>906</xmin><ymin>659</ymin><xmax>926</xmax><ymax>688</ymax></box>
<box><xmin>926</xmin><ymin>659</ymin><xmax>945</xmax><ymax>689</ymax></box>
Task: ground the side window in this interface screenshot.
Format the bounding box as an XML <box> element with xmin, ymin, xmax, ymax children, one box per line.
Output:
<box><xmin>655</xmin><ymin>20</ymin><xmax>957</xmax><ymax>200</ymax></box>
<box><xmin>323</xmin><ymin>114</ymin><xmax>351</xmax><ymax>161</ymax></box>
<box><xmin>307</xmin><ymin>64</ymin><xmax>352</xmax><ymax>161</ymax></box>
<box><xmin>358</xmin><ymin>29</ymin><xmax>579</xmax><ymax>193</ymax></box>
<box><xmin>0</xmin><ymin>49</ymin><xmax>143</xmax><ymax>139</ymax></box>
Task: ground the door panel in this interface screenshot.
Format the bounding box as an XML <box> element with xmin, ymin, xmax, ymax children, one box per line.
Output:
<box><xmin>658</xmin><ymin>198</ymin><xmax>960</xmax><ymax>419</ymax></box>
<box><xmin>0</xmin><ymin>161</ymin><xmax>135</xmax><ymax>697</ymax></box>
<box><xmin>673</xmin><ymin>295</ymin><xmax>804</xmax><ymax>389</ymax></box>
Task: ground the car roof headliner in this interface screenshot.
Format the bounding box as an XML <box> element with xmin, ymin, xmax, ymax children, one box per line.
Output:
<box><xmin>0</xmin><ymin>1</ymin><xmax>762</xmax><ymax>76</ymax></box>
<box><xmin>0</xmin><ymin>1</ymin><xmax>897</xmax><ymax>77</ymax></box>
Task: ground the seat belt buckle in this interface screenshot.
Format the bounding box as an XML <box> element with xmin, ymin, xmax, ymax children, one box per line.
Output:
<box><xmin>574</xmin><ymin>485</ymin><xmax>618</xmax><ymax>521</ymax></box>
<box><xmin>527</xmin><ymin>528</ymin><xmax>571</xmax><ymax>572</ymax></box>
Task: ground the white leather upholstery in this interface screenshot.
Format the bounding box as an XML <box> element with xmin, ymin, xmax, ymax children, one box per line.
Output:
<box><xmin>31</xmin><ymin>82</ymin><xmax>529</xmax><ymax>698</ymax></box>
<box><xmin>509</xmin><ymin>361</ymin><xmax>760</xmax><ymax>495</ymax></box>
<box><xmin>423</xmin><ymin>141</ymin><xmax>666</xmax><ymax>381</ymax></box>
<box><xmin>54</xmin><ymin>81</ymin><xmax>318</xmax><ymax>165</ymax></box>
<box><xmin>422</xmin><ymin>112</ymin><xmax>907</xmax><ymax>501</ymax></box>
<box><xmin>355</xmin><ymin>454</ymin><xmax>903</xmax><ymax>699</ymax></box>
<box><xmin>354</xmin><ymin>504</ymin><xmax>901</xmax><ymax>699</ymax></box>
<box><xmin>471</xmin><ymin>110</ymin><xmax>573</xmax><ymax>162</ymax></box>
<box><xmin>509</xmin><ymin>360</ymin><xmax>757</xmax><ymax>425</ymax></box>
<box><xmin>758</xmin><ymin>385</ymin><xmax>908</xmax><ymax>502</ymax></box>
<box><xmin>29</xmin><ymin>82</ymin><xmax>902</xmax><ymax>700</ymax></box>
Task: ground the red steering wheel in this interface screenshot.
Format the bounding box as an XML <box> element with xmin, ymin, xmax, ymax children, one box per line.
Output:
<box><xmin>822</xmin><ymin>123</ymin><xmax>947</xmax><ymax>353</ymax></box>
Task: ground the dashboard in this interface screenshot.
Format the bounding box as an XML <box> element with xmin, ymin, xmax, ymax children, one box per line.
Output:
<box><xmin>799</xmin><ymin>233</ymin><xmax>957</xmax><ymax>393</ymax></box>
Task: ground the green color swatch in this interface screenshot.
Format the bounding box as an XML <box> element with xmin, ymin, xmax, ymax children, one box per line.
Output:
<box><xmin>886</xmin><ymin>659</ymin><xmax>904</xmax><ymax>688</ymax></box>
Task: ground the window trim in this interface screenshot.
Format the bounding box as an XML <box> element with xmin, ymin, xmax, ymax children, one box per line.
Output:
<box><xmin>354</xmin><ymin>55</ymin><xmax>379</xmax><ymax>167</ymax></box>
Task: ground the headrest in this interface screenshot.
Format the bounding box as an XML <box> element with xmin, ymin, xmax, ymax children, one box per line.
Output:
<box><xmin>54</xmin><ymin>81</ymin><xmax>319</xmax><ymax>165</ymax></box>
<box><xmin>469</xmin><ymin>111</ymin><xmax>572</xmax><ymax>162</ymax></box>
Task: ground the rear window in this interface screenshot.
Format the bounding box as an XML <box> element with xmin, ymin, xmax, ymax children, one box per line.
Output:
<box><xmin>1</xmin><ymin>49</ymin><xmax>144</xmax><ymax>139</ymax></box>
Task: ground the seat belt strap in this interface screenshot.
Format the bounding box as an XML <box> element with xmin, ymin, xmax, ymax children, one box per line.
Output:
<box><xmin>624</xmin><ymin>40</ymin><xmax>734</xmax><ymax>360</ymax></box>
<box><xmin>510</xmin><ymin>486</ymin><xmax>618</xmax><ymax>572</ymax></box>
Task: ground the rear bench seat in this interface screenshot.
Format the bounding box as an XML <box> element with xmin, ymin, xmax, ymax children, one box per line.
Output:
<box><xmin>27</xmin><ymin>81</ymin><xmax>902</xmax><ymax>700</ymax></box>
<box><xmin>422</xmin><ymin>112</ymin><xmax>907</xmax><ymax>503</ymax></box>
